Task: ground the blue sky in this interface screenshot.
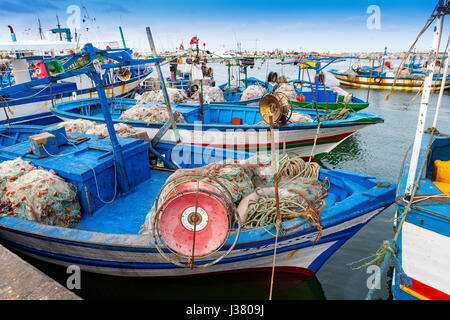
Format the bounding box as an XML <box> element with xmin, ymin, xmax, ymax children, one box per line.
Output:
<box><xmin>0</xmin><ymin>0</ymin><xmax>445</xmax><ymax>53</ymax></box>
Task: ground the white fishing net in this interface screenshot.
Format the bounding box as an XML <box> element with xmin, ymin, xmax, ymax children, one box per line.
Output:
<box><xmin>0</xmin><ymin>159</ymin><xmax>34</xmax><ymax>191</ymax></box>
<box><xmin>60</xmin><ymin>119</ymin><xmax>137</xmax><ymax>138</ymax></box>
<box><xmin>289</xmin><ymin>111</ymin><xmax>313</xmax><ymax>123</ymax></box>
<box><xmin>275</xmin><ymin>83</ymin><xmax>298</xmax><ymax>100</ymax></box>
<box><xmin>190</xmin><ymin>86</ymin><xmax>226</xmax><ymax>103</ymax></box>
<box><xmin>119</xmin><ymin>103</ymin><xmax>186</xmax><ymax>123</ymax></box>
<box><xmin>136</xmin><ymin>88</ymin><xmax>188</xmax><ymax>104</ymax></box>
<box><xmin>240</xmin><ymin>85</ymin><xmax>267</xmax><ymax>101</ymax></box>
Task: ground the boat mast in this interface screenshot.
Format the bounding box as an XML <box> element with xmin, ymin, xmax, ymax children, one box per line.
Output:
<box><xmin>432</xmin><ymin>46</ymin><xmax>449</xmax><ymax>128</ymax></box>
<box><xmin>404</xmin><ymin>14</ymin><xmax>443</xmax><ymax>198</ymax></box>
<box><xmin>38</xmin><ymin>18</ymin><xmax>43</xmax><ymax>40</ymax></box>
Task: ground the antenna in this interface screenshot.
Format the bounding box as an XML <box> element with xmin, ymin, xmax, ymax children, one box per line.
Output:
<box><xmin>38</xmin><ymin>18</ymin><xmax>43</xmax><ymax>40</ymax></box>
<box><xmin>56</xmin><ymin>14</ymin><xmax>62</xmax><ymax>40</ymax></box>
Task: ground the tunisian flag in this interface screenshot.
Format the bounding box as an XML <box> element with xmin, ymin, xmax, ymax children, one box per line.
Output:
<box><xmin>35</xmin><ymin>61</ymin><xmax>48</xmax><ymax>79</ymax></box>
<box><xmin>190</xmin><ymin>36</ymin><xmax>198</xmax><ymax>45</ymax></box>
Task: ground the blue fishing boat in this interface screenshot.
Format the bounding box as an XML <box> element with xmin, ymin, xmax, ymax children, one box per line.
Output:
<box><xmin>0</xmin><ymin>28</ymin><xmax>151</xmax><ymax>126</ymax></box>
<box><xmin>328</xmin><ymin>47</ymin><xmax>450</xmax><ymax>92</ymax></box>
<box><xmin>278</xmin><ymin>57</ymin><xmax>370</xmax><ymax>111</ymax></box>
<box><xmin>50</xmin><ymin>97</ymin><xmax>384</xmax><ymax>158</ymax></box>
<box><xmin>0</xmin><ymin>28</ymin><xmax>396</xmax><ymax>279</ymax></box>
<box><xmin>363</xmin><ymin>2</ymin><xmax>450</xmax><ymax>300</ymax></box>
<box><xmin>391</xmin><ymin>4</ymin><xmax>450</xmax><ymax>299</ymax></box>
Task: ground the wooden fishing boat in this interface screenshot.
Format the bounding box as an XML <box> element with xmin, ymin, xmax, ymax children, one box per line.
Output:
<box><xmin>278</xmin><ymin>57</ymin><xmax>370</xmax><ymax>111</ymax></box>
<box><xmin>392</xmin><ymin>132</ymin><xmax>450</xmax><ymax>300</ymax></box>
<box><xmin>0</xmin><ymin>124</ymin><xmax>396</xmax><ymax>278</ymax></box>
<box><xmin>364</xmin><ymin>2</ymin><xmax>450</xmax><ymax>300</ymax></box>
<box><xmin>50</xmin><ymin>98</ymin><xmax>384</xmax><ymax>158</ymax></box>
<box><xmin>328</xmin><ymin>68</ymin><xmax>449</xmax><ymax>92</ymax></box>
<box><xmin>390</xmin><ymin>4</ymin><xmax>450</xmax><ymax>299</ymax></box>
<box><xmin>286</xmin><ymin>81</ymin><xmax>369</xmax><ymax>111</ymax></box>
<box><xmin>0</xmin><ymin>38</ymin><xmax>151</xmax><ymax>126</ymax></box>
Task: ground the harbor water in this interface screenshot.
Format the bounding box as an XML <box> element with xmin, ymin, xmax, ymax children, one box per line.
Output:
<box><xmin>11</xmin><ymin>59</ymin><xmax>450</xmax><ymax>300</ymax></box>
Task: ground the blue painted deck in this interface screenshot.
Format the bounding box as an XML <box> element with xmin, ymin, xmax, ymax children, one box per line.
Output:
<box><xmin>78</xmin><ymin>170</ymin><xmax>172</xmax><ymax>234</ymax></box>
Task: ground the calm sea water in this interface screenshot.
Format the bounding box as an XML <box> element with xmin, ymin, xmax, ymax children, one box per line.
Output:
<box><xmin>13</xmin><ymin>59</ymin><xmax>449</xmax><ymax>300</ymax></box>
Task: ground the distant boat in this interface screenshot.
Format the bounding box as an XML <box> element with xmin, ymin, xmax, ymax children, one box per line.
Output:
<box><xmin>328</xmin><ymin>67</ymin><xmax>449</xmax><ymax>92</ymax></box>
<box><xmin>0</xmin><ymin>39</ymin><xmax>151</xmax><ymax>126</ymax></box>
<box><xmin>278</xmin><ymin>57</ymin><xmax>370</xmax><ymax>111</ymax></box>
<box><xmin>328</xmin><ymin>49</ymin><xmax>449</xmax><ymax>92</ymax></box>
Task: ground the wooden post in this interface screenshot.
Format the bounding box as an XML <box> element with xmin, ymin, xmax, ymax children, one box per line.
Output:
<box><xmin>146</xmin><ymin>27</ymin><xmax>181</xmax><ymax>143</ymax></box>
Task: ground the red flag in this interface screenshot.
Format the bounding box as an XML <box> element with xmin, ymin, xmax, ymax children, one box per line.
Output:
<box><xmin>35</xmin><ymin>61</ymin><xmax>48</xmax><ymax>79</ymax></box>
<box><xmin>190</xmin><ymin>36</ymin><xmax>198</xmax><ymax>45</ymax></box>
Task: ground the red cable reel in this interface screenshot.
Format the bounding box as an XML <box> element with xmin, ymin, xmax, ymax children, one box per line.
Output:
<box><xmin>152</xmin><ymin>173</ymin><xmax>241</xmax><ymax>268</ymax></box>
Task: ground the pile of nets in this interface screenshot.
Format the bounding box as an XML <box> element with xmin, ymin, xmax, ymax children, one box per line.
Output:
<box><xmin>240</xmin><ymin>85</ymin><xmax>267</xmax><ymax>101</ymax></box>
<box><xmin>136</xmin><ymin>88</ymin><xmax>188</xmax><ymax>104</ymax></box>
<box><xmin>275</xmin><ymin>83</ymin><xmax>298</xmax><ymax>100</ymax></box>
<box><xmin>289</xmin><ymin>111</ymin><xmax>314</xmax><ymax>123</ymax></box>
<box><xmin>59</xmin><ymin>119</ymin><xmax>136</xmax><ymax>138</ymax></box>
<box><xmin>256</xmin><ymin>111</ymin><xmax>313</xmax><ymax>125</ymax></box>
<box><xmin>190</xmin><ymin>86</ymin><xmax>225</xmax><ymax>103</ymax></box>
<box><xmin>0</xmin><ymin>158</ymin><xmax>81</xmax><ymax>227</ymax></box>
<box><xmin>119</xmin><ymin>103</ymin><xmax>186</xmax><ymax>123</ymax></box>
<box><xmin>140</xmin><ymin>154</ymin><xmax>326</xmax><ymax>239</ymax></box>
<box><xmin>319</xmin><ymin>108</ymin><xmax>352</xmax><ymax>122</ymax></box>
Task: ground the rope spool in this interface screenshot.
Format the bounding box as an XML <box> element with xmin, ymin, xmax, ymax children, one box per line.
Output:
<box><xmin>117</xmin><ymin>67</ymin><xmax>131</xmax><ymax>82</ymax></box>
<box><xmin>258</xmin><ymin>92</ymin><xmax>293</xmax><ymax>125</ymax></box>
<box><xmin>152</xmin><ymin>173</ymin><xmax>241</xmax><ymax>268</ymax></box>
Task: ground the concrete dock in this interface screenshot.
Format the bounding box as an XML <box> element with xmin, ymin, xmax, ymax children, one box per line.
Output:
<box><xmin>0</xmin><ymin>244</ymin><xmax>81</xmax><ymax>300</ymax></box>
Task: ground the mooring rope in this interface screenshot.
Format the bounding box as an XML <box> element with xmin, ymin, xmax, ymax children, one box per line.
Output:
<box><xmin>385</xmin><ymin>3</ymin><xmax>442</xmax><ymax>101</ymax></box>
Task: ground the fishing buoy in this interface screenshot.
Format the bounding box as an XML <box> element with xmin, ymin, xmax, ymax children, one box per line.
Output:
<box><xmin>296</xmin><ymin>94</ymin><xmax>305</xmax><ymax>102</ymax></box>
<box><xmin>158</xmin><ymin>181</ymin><xmax>229</xmax><ymax>257</ymax></box>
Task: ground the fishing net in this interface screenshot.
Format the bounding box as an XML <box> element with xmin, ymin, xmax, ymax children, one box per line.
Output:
<box><xmin>239</xmin><ymin>176</ymin><xmax>327</xmax><ymax>241</ymax></box>
<box><xmin>256</xmin><ymin>111</ymin><xmax>313</xmax><ymax>125</ymax></box>
<box><xmin>275</xmin><ymin>83</ymin><xmax>298</xmax><ymax>100</ymax></box>
<box><xmin>0</xmin><ymin>159</ymin><xmax>35</xmax><ymax>191</ymax></box>
<box><xmin>119</xmin><ymin>103</ymin><xmax>186</xmax><ymax>123</ymax></box>
<box><xmin>240</xmin><ymin>85</ymin><xmax>267</xmax><ymax>101</ymax></box>
<box><xmin>289</xmin><ymin>111</ymin><xmax>313</xmax><ymax>123</ymax></box>
<box><xmin>139</xmin><ymin>154</ymin><xmax>326</xmax><ymax>238</ymax></box>
<box><xmin>136</xmin><ymin>88</ymin><xmax>188</xmax><ymax>104</ymax></box>
<box><xmin>319</xmin><ymin>108</ymin><xmax>352</xmax><ymax>121</ymax></box>
<box><xmin>59</xmin><ymin>119</ymin><xmax>137</xmax><ymax>138</ymax></box>
<box><xmin>189</xmin><ymin>86</ymin><xmax>226</xmax><ymax>103</ymax></box>
<box><xmin>0</xmin><ymin>160</ymin><xmax>81</xmax><ymax>227</ymax></box>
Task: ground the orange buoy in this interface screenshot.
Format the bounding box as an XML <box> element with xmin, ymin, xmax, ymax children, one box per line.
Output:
<box><xmin>296</xmin><ymin>94</ymin><xmax>305</xmax><ymax>102</ymax></box>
